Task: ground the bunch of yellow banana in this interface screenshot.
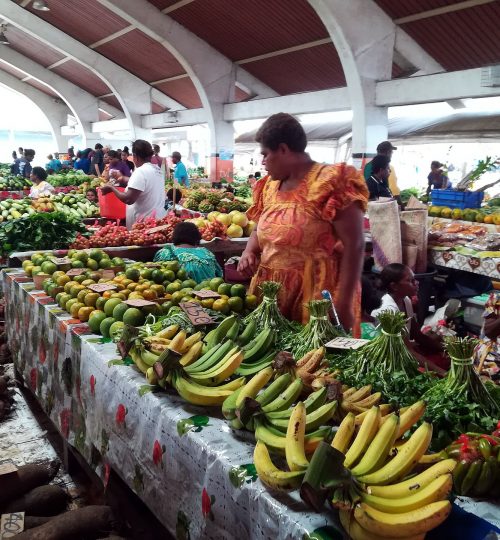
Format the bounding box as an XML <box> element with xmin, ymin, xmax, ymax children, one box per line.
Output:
<box><xmin>330</xmin><ymin>401</ymin><xmax>455</xmax><ymax>538</ymax></box>
<box><xmin>339</xmin><ymin>384</ymin><xmax>386</xmax><ymax>418</ymax></box>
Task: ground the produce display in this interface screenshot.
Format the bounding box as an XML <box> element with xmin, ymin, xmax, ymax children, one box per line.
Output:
<box><xmin>428</xmin><ymin>221</ymin><xmax>500</xmax><ymax>252</ymax></box>
<box><xmin>0</xmin><ymin>198</ymin><xmax>34</xmax><ymax>221</ymax></box>
<box><xmin>32</xmin><ymin>193</ymin><xmax>99</xmax><ymax>218</ymax></box>
<box><xmin>0</xmin><ymin>212</ymin><xmax>87</xmax><ymax>254</ymax></box>
<box><xmin>182</xmin><ymin>187</ymin><xmax>249</xmax><ymax>214</ymax></box>
<box><xmin>46</xmin><ymin>171</ymin><xmax>93</xmax><ymax>188</ymax></box>
<box><xmin>0</xmin><ymin>173</ymin><xmax>31</xmax><ymax>191</ymax></box>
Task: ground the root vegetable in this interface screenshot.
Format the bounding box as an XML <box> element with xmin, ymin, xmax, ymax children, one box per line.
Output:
<box><xmin>24</xmin><ymin>516</ymin><xmax>54</xmax><ymax>530</ymax></box>
<box><xmin>0</xmin><ymin>461</ymin><xmax>60</xmax><ymax>505</ymax></box>
<box><xmin>2</xmin><ymin>485</ymin><xmax>68</xmax><ymax>516</ymax></box>
<box><xmin>13</xmin><ymin>506</ymin><xmax>116</xmax><ymax>540</ymax></box>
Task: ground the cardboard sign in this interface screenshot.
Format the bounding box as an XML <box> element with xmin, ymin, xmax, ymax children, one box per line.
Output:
<box><xmin>325</xmin><ymin>337</ymin><xmax>370</xmax><ymax>350</ymax></box>
<box><xmin>101</xmin><ymin>269</ymin><xmax>116</xmax><ymax>280</ymax></box>
<box><xmin>54</xmin><ymin>257</ymin><xmax>71</xmax><ymax>265</ymax></box>
<box><xmin>193</xmin><ymin>290</ymin><xmax>221</xmax><ymax>299</ymax></box>
<box><xmin>146</xmin><ymin>224</ymin><xmax>170</xmax><ymax>235</ymax></box>
<box><xmin>180</xmin><ymin>302</ymin><xmax>215</xmax><ymax>326</ymax></box>
<box><xmin>66</xmin><ymin>268</ymin><xmax>86</xmax><ymax>276</ymax></box>
<box><xmin>88</xmin><ymin>283</ymin><xmax>117</xmax><ymax>293</ymax></box>
<box><xmin>124</xmin><ymin>299</ymin><xmax>156</xmax><ymax>307</ymax></box>
<box><xmin>0</xmin><ymin>512</ymin><xmax>24</xmax><ymax>538</ymax></box>
<box><xmin>0</xmin><ymin>462</ymin><xmax>17</xmax><ymax>477</ymax></box>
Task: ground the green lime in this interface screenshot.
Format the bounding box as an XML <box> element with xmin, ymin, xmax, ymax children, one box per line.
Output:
<box><xmin>99</xmin><ymin>258</ymin><xmax>112</xmax><ymax>269</ymax></box>
<box><xmin>109</xmin><ymin>321</ymin><xmax>124</xmax><ymax>340</ymax></box>
<box><xmin>104</xmin><ymin>298</ymin><xmax>123</xmax><ymax>317</ymax></box>
<box><xmin>41</xmin><ymin>261</ymin><xmax>57</xmax><ymax>275</ymax></box>
<box><xmin>152</xmin><ymin>269</ymin><xmax>165</xmax><ymax>284</ymax></box>
<box><xmin>163</xmin><ymin>270</ymin><xmax>176</xmax><ymax>282</ymax></box>
<box><xmin>88</xmin><ymin>310</ymin><xmax>107</xmax><ymax>333</ymax></box>
<box><xmin>95</xmin><ymin>296</ymin><xmax>107</xmax><ymax>311</ymax></box>
<box><xmin>228</xmin><ymin>296</ymin><xmax>244</xmax><ymax>312</ymax></box>
<box><xmin>230</xmin><ymin>284</ymin><xmax>246</xmax><ymax>298</ymax></box>
<box><xmin>182</xmin><ymin>279</ymin><xmax>197</xmax><ymax>289</ymax></box>
<box><xmin>217</xmin><ymin>283</ymin><xmax>232</xmax><ymax>296</ymax></box>
<box><xmin>122</xmin><ymin>308</ymin><xmax>146</xmax><ymax>326</ymax></box>
<box><xmin>126</xmin><ymin>267</ymin><xmax>141</xmax><ymax>281</ymax></box>
<box><xmin>100</xmin><ymin>317</ymin><xmax>115</xmax><ymax>338</ymax></box>
<box><xmin>71</xmin><ymin>260</ymin><xmax>85</xmax><ymax>269</ymax></box>
<box><xmin>86</xmin><ymin>258</ymin><xmax>99</xmax><ymax>270</ymax></box>
<box><xmin>89</xmin><ymin>248</ymin><xmax>104</xmax><ymax>262</ymax></box>
<box><xmin>210</xmin><ymin>277</ymin><xmax>224</xmax><ymax>292</ymax></box>
<box><xmin>176</xmin><ymin>268</ymin><xmax>188</xmax><ymax>280</ymax></box>
<box><xmin>112</xmin><ymin>302</ymin><xmax>130</xmax><ymax>322</ymax></box>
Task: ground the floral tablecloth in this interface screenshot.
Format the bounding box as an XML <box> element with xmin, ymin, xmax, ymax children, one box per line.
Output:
<box><xmin>2</xmin><ymin>269</ymin><xmax>340</xmax><ymax>540</ymax></box>
<box><xmin>429</xmin><ymin>248</ymin><xmax>500</xmax><ymax>279</ymax></box>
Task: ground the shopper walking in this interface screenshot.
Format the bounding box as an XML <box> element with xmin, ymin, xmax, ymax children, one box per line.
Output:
<box><xmin>238</xmin><ymin>113</ymin><xmax>368</xmax><ymax>333</ymax></box>
<box><xmin>171</xmin><ymin>151</ymin><xmax>189</xmax><ymax>187</ymax></box>
<box><xmin>101</xmin><ymin>140</ymin><xmax>166</xmax><ymax>228</ymax></box>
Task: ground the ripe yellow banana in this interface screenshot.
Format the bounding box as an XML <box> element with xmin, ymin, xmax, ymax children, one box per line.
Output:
<box><xmin>344</xmin><ymin>406</ymin><xmax>381</xmax><ymax>469</ymax></box>
<box><xmin>169</xmin><ymin>330</ymin><xmax>186</xmax><ymax>352</ymax></box>
<box><xmin>285</xmin><ymin>402</ymin><xmax>309</xmax><ymax>471</ymax></box>
<box><xmin>173</xmin><ymin>373</ymin><xmax>236</xmax><ymax>406</ymax></box>
<box><xmin>253</xmin><ymin>440</ymin><xmax>305</xmax><ymax>491</ymax></box>
<box><xmin>355</xmin><ymin>404</ymin><xmax>392</xmax><ymax>425</ymax></box>
<box><xmin>146</xmin><ymin>367</ymin><xmax>158</xmax><ymax>385</ymax></box>
<box><xmin>129</xmin><ymin>345</ymin><xmax>149</xmax><ymax>374</ymax></box>
<box><xmin>357</xmin><ymin>422</ymin><xmax>433</xmax><ymax>485</ymax></box>
<box><xmin>180</xmin><ymin>331</ymin><xmax>203</xmax><ymax>353</ymax></box>
<box><xmin>179</xmin><ymin>341</ymin><xmax>203</xmax><ymax>367</ymax></box>
<box><xmin>343</xmin><ymin>385</ymin><xmax>372</xmax><ymax>403</ymax></box>
<box><xmin>354</xmin><ymin>500</ymin><xmax>451</xmax><ymax>538</ymax></box>
<box><xmin>331</xmin><ymin>412</ymin><xmax>356</xmax><ymax>453</ymax></box>
<box><xmin>339</xmin><ymin>509</ymin><xmax>425</xmax><ymax>540</ymax></box>
<box><xmin>351</xmin><ymin>414</ymin><xmax>399</xmax><ymax>477</ymax></box>
<box><xmin>418</xmin><ymin>453</ymin><xmax>446</xmax><ymax>465</ymax></box>
<box><xmin>235</xmin><ymin>367</ymin><xmax>274</xmax><ymax>407</ymax></box>
<box><xmin>395</xmin><ymin>400</ymin><xmax>426</xmax><ymax>439</ymax></box>
<box><xmin>354</xmin><ymin>391</ymin><xmax>382</xmax><ymax>409</ymax></box>
<box><xmin>361</xmin><ymin>473</ymin><xmax>452</xmax><ymax>514</ymax></box>
<box><xmin>367</xmin><ymin>458</ymin><xmax>456</xmax><ymax>499</ymax></box>
<box><xmin>155</xmin><ymin>324</ymin><xmax>180</xmax><ymax>339</ymax></box>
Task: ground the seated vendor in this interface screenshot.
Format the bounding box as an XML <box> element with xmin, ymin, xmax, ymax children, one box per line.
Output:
<box><xmin>473</xmin><ymin>292</ymin><xmax>500</xmax><ymax>384</ymax></box>
<box><xmin>154</xmin><ymin>222</ymin><xmax>223</xmax><ymax>283</ymax></box>
<box><xmin>371</xmin><ymin>263</ymin><xmax>447</xmax><ymax>375</ymax></box>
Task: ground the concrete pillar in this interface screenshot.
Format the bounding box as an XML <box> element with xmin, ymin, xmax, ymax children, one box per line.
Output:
<box><xmin>308</xmin><ymin>0</ymin><xmax>394</xmax><ymax>167</ymax></box>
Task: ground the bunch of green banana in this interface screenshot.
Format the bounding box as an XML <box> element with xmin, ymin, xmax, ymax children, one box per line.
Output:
<box><xmin>235</xmin><ymin>327</ymin><xmax>276</xmax><ymax>376</ymax></box>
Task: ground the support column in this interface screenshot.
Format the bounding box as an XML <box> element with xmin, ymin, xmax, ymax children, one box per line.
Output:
<box><xmin>209</xmin><ymin>111</ymin><xmax>235</xmax><ymax>183</ymax></box>
<box><xmin>308</xmin><ymin>0</ymin><xmax>394</xmax><ymax>167</ymax></box>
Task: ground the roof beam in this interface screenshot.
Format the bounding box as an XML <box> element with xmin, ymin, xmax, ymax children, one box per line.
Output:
<box><xmin>0</xmin><ymin>0</ymin><xmax>184</xmax><ymax>130</ymax></box>
<box><xmin>376</xmin><ymin>67</ymin><xmax>500</xmax><ymax>106</ymax></box>
<box><xmin>142</xmin><ymin>108</ymin><xmax>207</xmax><ymax>129</ymax></box>
<box><xmin>162</xmin><ymin>0</ymin><xmax>196</xmax><ymax>14</ymax></box>
<box><xmin>89</xmin><ymin>26</ymin><xmax>134</xmax><ymax>48</ymax></box>
<box><xmin>394</xmin><ymin>0</ymin><xmax>496</xmax><ymax>25</ymax></box>
<box><xmin>237</xmin><ymin>38</ymin><xmax>332</xmax><ymax>65</ymax></box>
<box><xmin>224</xmin><ymin>87</ymin><xmax>351</xmax><ymax>121</ymax></box>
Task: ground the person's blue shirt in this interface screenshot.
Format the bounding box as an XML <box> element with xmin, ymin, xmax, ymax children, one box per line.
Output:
<box><xmin>174</xmin><ymin>161</ymin><xmax>189</xmax><ymax>187</ymax></box>
<box><xmin>74</xmin><ymin>157</ymin><xmax>91</xmax><ymax>174</ymax></box>
<box><xmin>46</xmin><ymin>159</ymin><xmax>62</xmax><ymax>172</ymax></box>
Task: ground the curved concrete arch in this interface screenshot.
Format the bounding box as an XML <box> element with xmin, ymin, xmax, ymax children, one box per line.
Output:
<box><xmin>0</xmin><ymin>0</ymin><xmax>184</xmax><ymax>140</ymax></box>
<box><xmin>0</xmin><ymin>47</ymin><xmax>103</xmax><ymax>147</ymax></box>
<box><xmin>0</xmin><ymin>70</ymin><xmax>71</xmax><ymax>151</ymax></box>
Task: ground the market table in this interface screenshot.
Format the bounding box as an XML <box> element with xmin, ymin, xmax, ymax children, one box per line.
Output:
<box><xmin>429</xmin><ymin>247</ymin><xmax>500</xmax><ymax>280</ymax></box>
<box><xmin>2</xmin><ymin>268</ymin><xmax>338</xmax><ymax>539</ymax></box>
<box><xmin>3</xmin><ymin>268</ymin><xmax>500</xmax><ymax>539</ymax></box>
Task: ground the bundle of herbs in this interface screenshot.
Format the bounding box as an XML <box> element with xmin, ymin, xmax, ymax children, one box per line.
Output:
<box><xmin>243</xmin><ymin>281</ymin><xmax>298</xmax><ymax>348</ymax></box>
<box><xmin>423</xmin><ymin>336</ymin><xmax>500</xmax><ymax>449</ymax></box>
<box><xmin>338</xmin><ymin>310</ymin><xmax>436</xmax><ymax>405</ymax></box>
<box><xmin>288</xmin><ymin>299</ymin><xmax>345</xmax><ymax>359</ymax></box>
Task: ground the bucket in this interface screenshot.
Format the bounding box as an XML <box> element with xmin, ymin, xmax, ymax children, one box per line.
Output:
<box><xmin>98</xmin><ymin>187</ymin><xmax>126</xmax><ymax>219</ymax></box>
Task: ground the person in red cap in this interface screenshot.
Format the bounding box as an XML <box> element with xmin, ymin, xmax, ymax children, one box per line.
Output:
<box><xmin>363</xmin><ymin>141</ymin><xmax>401</xmax><ymax>204</ymax></box>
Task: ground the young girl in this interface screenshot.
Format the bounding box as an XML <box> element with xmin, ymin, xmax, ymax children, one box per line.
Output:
<box><xmin>154</xmin><ymin>222</ymin><xmax>223</xmax><ymax>283</ymax></box>
<box><xmin>372</xmin><ymin>263</ymin><xmax>447</xmax><ymax>375</ymax></box>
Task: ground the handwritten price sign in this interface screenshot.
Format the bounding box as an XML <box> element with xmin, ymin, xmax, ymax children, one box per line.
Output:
<box><xmin>124</xmin><ymin>299</ymin><xmax>156</xmax><ymax>307</ymax></box>
<box><xmin>325</xmin><ymin>337</ymin><xmax>369</xmax><ymax>350</ymax></box>
<box><xmin>88</xmin><ymin>283</ymin><xmax>117</xmax><ymax>293</ymax></box>
<box><xmin>0</xmin><ymin>512</ymin><xmax>24</xmax><ymax>538</ymax></box>
<box><xmin>53</xmin><ymin>257</ymin><xmax>71</xmax><ymax>265</ymax></box>
<box><xmin>192</xmin><ymin>290</ymin><xmax>221</xmax><ymax>299</ymax></box>
<box><xmin>180</xmin><ymin>302</ymin><xmax>215</xmax><ymax>326</ymax></box>
<box><xmin>66</xmin><ymin>268</ymin><xmax>86</xmax><ymax>276</ymax></box>
<box><xmin>146</xmin><ymin>224</ymin><xmax>170</xmax><ymax>235</ymax></box>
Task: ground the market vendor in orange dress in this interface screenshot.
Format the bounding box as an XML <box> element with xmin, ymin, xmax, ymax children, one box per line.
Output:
<box><xmin>238</xmin><ymin>113</ymin><xmax>368</xmax><ymax>334</ymax></box>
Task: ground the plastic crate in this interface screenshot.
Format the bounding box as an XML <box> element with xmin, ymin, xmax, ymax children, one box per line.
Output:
<box><xmin>431</xmin><ymin>189</ymin><xmax>484</xmax><ymax>209</ymax></box>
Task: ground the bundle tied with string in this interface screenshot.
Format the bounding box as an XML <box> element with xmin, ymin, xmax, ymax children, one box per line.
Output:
<box><xmin>290</xmin><ymin>299</ymin><xmax>345</xmax><ymax>359</ymax></box>
<box><xmin>344</xmin><ymin>310</ymin><xmax>419</xmax><ymax>385</ymax></box>
<box><xmin>423</xmin><ymin>337</ymin><xmax>499</xmax><ymax>441</ymax></box>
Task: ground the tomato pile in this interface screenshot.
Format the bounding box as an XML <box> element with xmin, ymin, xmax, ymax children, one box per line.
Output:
<box><xmin>69</xmin><ymin>213</ymin><xmax>227</xmax><ymax>249</ymax></box>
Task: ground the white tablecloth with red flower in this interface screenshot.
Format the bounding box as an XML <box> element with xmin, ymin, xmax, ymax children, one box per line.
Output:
<box><xmin>2</xmin><ymin>268</ymin><xmax>340</xmax><ymax>540</ymax></box>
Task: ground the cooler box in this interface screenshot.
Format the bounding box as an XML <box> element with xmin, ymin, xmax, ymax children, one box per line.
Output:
<box><xmin>98</xmin><ymin>187</ymin><xmax>126</xmax><ymax>219</ymax></box>
<box><xmin>431</xmin><ymin>189</ymin><xmax>484</xmax><ymax>209</ymax></box>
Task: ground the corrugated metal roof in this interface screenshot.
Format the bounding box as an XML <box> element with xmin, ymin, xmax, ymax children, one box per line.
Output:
<box><xmin>25</xmin><ymin>0</ymin><xmax>130</xmax><ymax>46</ymax></box>
<box><xmin>5</xmin><ymin>26</ymin><xmax>65</xmax><ymax>67</ymax></box>
<box><xmin>242</xmin><ymin>43</ymin><xmax>345</xmax><ymax>95</ymax></box>
<box><xmin>374</xmin><ymin>0</ymin><xmax>458</xmax><ymax>20</ymax></box>
<box><xmin>168</xmin><ymin>0</ymin><xmax>329</xmax><ymax>61</ymax></box>
<box><xmin>154</xmin><ymin>77</ymin><xmax>202</xmax><ymax>109</ymax></box>
<box><xmin>95</xmin><ymin>29</ymin><xmax>185</xmax><ymax>83</ymax></box>
<box><xmin>51</xmin><ymin>60</ymin><xmax>111</xmax><ymax>96</ymax></box>
<box><xmin>401</xmin><ymin>2</ymin><xmax>500</xmax><ymax>71</ymax></box>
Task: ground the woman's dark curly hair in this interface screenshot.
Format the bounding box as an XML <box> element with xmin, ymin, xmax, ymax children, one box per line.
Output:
<box><xmin>255</xmin><ymin>113</ymin><xmax>307</xmax><ymax>152</ymax></box>
<box><xmin>172</xmin><ymin>221</ymin><xmax>201</xmax><ymax>246</ymax></box>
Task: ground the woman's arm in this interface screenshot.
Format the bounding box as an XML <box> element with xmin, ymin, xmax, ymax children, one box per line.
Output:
<box><xmin>237</xmin><ymin>228</ymin><xmax>261</xmax><ymax>278</ymax></box>
<box><xmin>332</xmin><ymin>203</ymin><xmax>365</xmax><ymax>331</ymax></box>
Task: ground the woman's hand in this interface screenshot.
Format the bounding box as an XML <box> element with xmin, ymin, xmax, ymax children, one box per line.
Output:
<box><xmin>237</xmin><ymin>250</ymin><xmax>260</xmax><ymax>278</ymax></box>
<box><xmin>100</xmin><ymin>184</ymin><xmax>113</xmax><ymax>195</ymax></box>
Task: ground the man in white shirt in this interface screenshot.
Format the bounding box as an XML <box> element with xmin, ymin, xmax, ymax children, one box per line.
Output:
<box><xmin>101</xmin><ymin>140</ymin><xmax>166</xmax><ymax>228</ymax></box>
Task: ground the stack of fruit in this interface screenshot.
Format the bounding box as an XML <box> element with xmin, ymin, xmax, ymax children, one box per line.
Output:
<box><xmin>182</xmin><ymin>188</ymin><xmax>249</xmax><ymax>214</ymax></box>
<box><xmin>0</xmin><ymin>198</ymin><xmax>34</xmax><ymax>222</ymax></box>
<box><xmin>429</xmin><ymin>205</ymin><xmax>500</xmax><ymax>224</ymax></box>
<box><xmin>188</xmin><ymin>211</ymin><xmax>255</xmax><ymax>239</ymax></box>
<box><xmin>48</xmin><ymin>193</ymin><xmax>99</xmax><ymax>218</ymax></box>
<box><xmin>0</xmin><ymin>174</ymin><xmax>31</xmax><ymax>191</ymax></box>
